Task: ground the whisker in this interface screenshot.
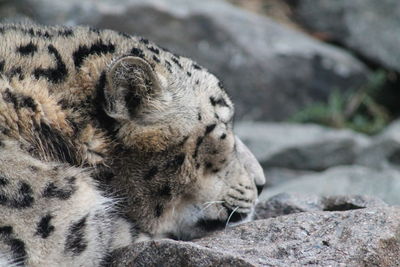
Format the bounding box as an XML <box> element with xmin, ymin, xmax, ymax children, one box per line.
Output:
<box><xmin>202</xmin><ymin>201</ymin><xmax>225</xmax><ymax>205</ymax></box>
<box><xmin>225</xmin><ymin>206</ymin><xmax>239</xmax><ymax>229</ymax></box>
<box><xmin>200</xmin><ymin>201</ymin><xmax>225</xmax><ymax>212</ymax></box>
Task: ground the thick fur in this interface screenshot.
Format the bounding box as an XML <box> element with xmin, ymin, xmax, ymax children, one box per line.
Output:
<box><xmin>0</xmin><ymin>24</ymin><xmax>265</xmax><ymax>266</ymax></box>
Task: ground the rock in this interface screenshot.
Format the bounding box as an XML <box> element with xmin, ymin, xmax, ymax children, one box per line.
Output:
<box><xmin>262</xmin><ymin>167</ymin><xmax>315</xmax><ymax>187</ymax></box>
<box><xmin>235</xmin><ymin>122</ymin><xmax>370</xmax><ymax>171</ymax></box>
<box><xmin>288</xmin><ymin>0</ymin><xmax>400</xmax><ymax>72</ymax></box>
<box><xmin>111</xmin><ymin>207</ymin><xmax>400</xmax><ymax>266</ymax></box>
<box><xmin>357</xmin><ymin>119</ymin><xmax>400</xmax><ymax>169</ymax></box>
<box><xmin>110</xmin><ymin>239</ymin><xmax>253</xmax><ymax>267</ymax></box>
<box><xmin>0</xmin><ymin>0</ymin><xmax>34</xmax><ymax>20</ymax></box>
<box><xmin>255</xmin><ymin>192</ymin><xmax>387</xmax><ymax>219</ymax></box>
<box><xmin>3</xmin><ymin>0</ymin><xmax>370</xmax><ymax>121</ymax></box>
<box><xmin>260</xmin><ymin>165</ymin><xmax>400</xmax><ymax>205</ymax></box>
<box><xmin>321</xmin><ymin>194</ymin><xmax>388</xmax><ymax>211</ymax></box>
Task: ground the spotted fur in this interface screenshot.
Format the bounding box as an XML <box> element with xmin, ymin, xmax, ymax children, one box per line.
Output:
<box><xmin>0</xmin><ymin>24</ymin><xmax>265</xmax><ymax>266</ymax></box>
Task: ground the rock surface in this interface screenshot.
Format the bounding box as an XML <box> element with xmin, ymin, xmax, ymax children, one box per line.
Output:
<box><xmin>235</xmin><ymin>121</ymin><xmax>370</xmax><ymax>171</ymax></box>
<box><xmin>255</xmin><ymin>192</ymin><xmax>388</xmax><ymax>219</ymax></box>
<box><xmin>357</xmin><ymin>119</ymin><xmax>400</xmax><ymax>169</ymax></box>
<box><xmin>0</xmin><ymin>0</ymin><xmax>370</xmax><ymax>121</ymax></box>
<box><xmin>258</xmin><ymin>167</ymin><xmax>315</xmax><ymax>187</ymax></box>
<box><xmin>288</xmin><ymin>0</ymin><xmax>400</xmax><ymax>72</ymax></box>
<box><xmin>260</xmin><ymin>165</ymin><xmax>400</xmax><ymax>205</ymax></box>
<box><xmin>111</xmin><ymin>207</ymin><xmax>400</xmax><ymax>267</ymax></box>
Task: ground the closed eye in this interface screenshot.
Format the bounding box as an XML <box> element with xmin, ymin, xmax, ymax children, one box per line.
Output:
<box><xmin>209</xmin><ymin>96</ymin><xmax>230</xmax><ymax>108</ymax></box>
<box><xmin>215</xmin><ymin>107</ymin><xmax>233</xmax><ymax>124</ymax></box>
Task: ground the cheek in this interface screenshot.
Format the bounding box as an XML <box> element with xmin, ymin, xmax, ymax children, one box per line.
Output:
<box><xmin>205</xmin><ymin>133</ymin><xmax>235</xmax><ymax>170</ymax></box>
<box><xmin>193</xmin><ymin>175</ymin><xmax>226</xmax><ymax>201</ymax></box>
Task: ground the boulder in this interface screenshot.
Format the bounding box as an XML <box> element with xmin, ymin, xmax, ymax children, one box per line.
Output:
<box><xmin>260</xmin><ymin>165</ymin><xmax>400</xmax><ymax>205</ymax></box>
<box><xmin>235</xmin><ymin>122</ymin><xmax>370</xmax><ymax>171</ymax></box>
<box><xmin>110</xmin><ymin>239</ymin><xmax>253</xmax><ymax>267</ymax></box>
<box><xmin>288</xmin><ymin>0</ymin><xmax>400</xmax><ymax>72</ymax></box>
<box><xmin>111</xmin><ymin>207</ymin><xmax>400</xmax><ymax>266</ymax></box>
<box><xmin>1</xmin><ymin>0</ymin><xmax>370</xmax><ymax>121</ymax></box>
<box><xmin>357</xmin><ymin>119</ymin><xmax>400</xmax><ymax>169</ymax></box>
<box><xmin>261</xmin><ymin>167</ymin><xmax>315</xmax><ymax>187</ymax></box>
<box><xmin>255</xmin><ymin>192</ymin><xmax>387</xmax><ymax>219</ymax></box>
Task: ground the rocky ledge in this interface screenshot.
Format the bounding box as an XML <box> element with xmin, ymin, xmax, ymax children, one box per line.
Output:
<box><xmin>110</xmin><ymin>194</ymin><xmax>400</xmax><ymax>266</ymax></box>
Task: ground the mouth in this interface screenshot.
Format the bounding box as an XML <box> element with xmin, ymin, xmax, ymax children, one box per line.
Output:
<box><xmin>165</xmin><ymin>201</ymin><xmax>254</xmax><ymax>241</ymax></box>
<box><xmin>223</xmin><ymin>204</ymin><xmax>251</xmax><ymax>223</ymax></box>
<box><xmin>195</xmin><ymin>205</ymin><xmax>251</xmax><ymax>232</ymax></box>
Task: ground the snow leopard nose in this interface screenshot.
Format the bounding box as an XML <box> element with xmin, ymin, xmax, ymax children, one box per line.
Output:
<box><xmin>235</xmin><ymin>135</ymin><xmax>266</xmax><ymax>193</ymax></box>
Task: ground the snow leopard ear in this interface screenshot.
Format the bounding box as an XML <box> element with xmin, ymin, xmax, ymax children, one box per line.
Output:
<box><xmin>104</xmin><ymin>56</ymin><xmax>162</xmax><ymax>120</ymax></box>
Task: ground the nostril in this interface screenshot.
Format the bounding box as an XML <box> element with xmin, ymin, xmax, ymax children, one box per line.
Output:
<box><xmin>256</xmin><ymin>184</ymin><xmax>264</xmax><ymax>196</ymax></box>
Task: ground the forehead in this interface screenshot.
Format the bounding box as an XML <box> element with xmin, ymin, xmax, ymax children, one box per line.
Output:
<box><xmin>155</xmin><ymin>51</ymin><xmax>234</xmax><ymax>123</ymax></box>
<box><xmin>185</xmin><ymin>67</ymin><xmax>234</xmax><ymax>123</ymax></box>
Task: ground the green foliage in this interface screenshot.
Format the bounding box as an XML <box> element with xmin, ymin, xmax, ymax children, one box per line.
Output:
<box><xmin>290</xmin><ymin>70</ymin><xmax>390</xmax><ymax>135</ymax></box>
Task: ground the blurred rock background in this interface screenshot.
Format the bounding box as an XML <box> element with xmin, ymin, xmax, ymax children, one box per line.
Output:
<box><xmin>1</xmin><ymin>0</ymin><xmax>400</xmax><ymax>204</ymax></box>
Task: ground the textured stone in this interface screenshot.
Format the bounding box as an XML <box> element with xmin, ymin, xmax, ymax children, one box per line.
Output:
<box><xmin>357</xmin><ymin>119</ymin><xmax>400</xmax><ymax>169</ymax></box>
<box><xmin>112</xmin><ymin>207</ymin><xmax>400</xmax><ymax>267</ymax></box>
<box><xmin>255</xmin><ymin>192</ymin><xmax>387</xmax><ymax>219</ymax></box>
<box><xmin>288</xmin><ymin>0</ymin><xmax>400</xmax><ymax>72</ymax></box>
<box><xmin>110</xmin><ymin>239</ymin><xmax>253</xmax><ymax>267</ymax></box>
<box><xmin>262</xmin><ymin>167</ymin><xmax>315</xmax><ymax>187</ymax></box>
<box><xmin>260</xmin><ymin>165</ymin><xmax>400</xmax><ymax>205</ymax></box>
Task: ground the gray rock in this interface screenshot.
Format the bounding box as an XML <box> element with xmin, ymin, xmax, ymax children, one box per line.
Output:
<box><xmin>255</xmin><ymin>192</ymin><xmax>387</xmax><ymax>219</ymax></box>
<box><xmin>260</xmin><ymin>165</ymin><xmax>400</xmax><ymax>205</ymax></box>
<box><xmin>0</xmin><ymin>0</ymin><xmax>34</xmax><ymax>20</ymax></box>
<box><xmin>288</xmin><ymin>0</ymin><xmax>400</xmax><ymax>71</ymax></box>
<box><xmin>357</xmin><ymin>119</ymin><xmax>400</xmax><ymax>169</ymax></box>
<box><xmin>112</xmin><ymin>207</ymin><xmax>400</xmax><ymax>266</ymax></box>
<box><xmin>4</xmin><ymin>0</ymin><xmax>370</xmax><ymax>121</ymax></box>
<box><xmin>262</xmin><ymin>167</ymin><xmax>315</xmax><ymax>187</ymax></box>
<box><xmin>235</xmin><ymin>122</ymin><xmax>370</xmax><ymax>171</ymax></box>
<box><xmin>110</xmin><ymin>239</ymin><xmax>252</xmax><ymax>267</ymax></box>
